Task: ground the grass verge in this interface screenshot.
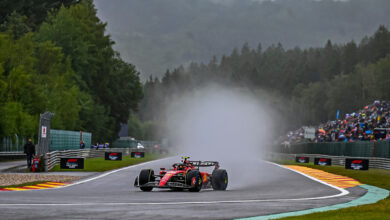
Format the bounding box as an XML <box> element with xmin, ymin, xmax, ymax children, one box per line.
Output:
<box><xmin>277</xmin><ymin>161</ymin><xmax>390</xmax><ymax>220</ymax></box>
<box><xmin>50</xmin><ymin>153</ymin><xmax>164</xmax><ymax>172</ymax></box>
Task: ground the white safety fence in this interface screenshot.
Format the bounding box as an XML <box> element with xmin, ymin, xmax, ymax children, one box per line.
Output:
<box><xmin>45</xmin><ymin>148</ymin><xmax>157</xmax><ymax>171</ymax></box>
<box><xmin>267</xmin><ymin>152</ymin><xmax>390</xmax><ymax>170</ymax></box>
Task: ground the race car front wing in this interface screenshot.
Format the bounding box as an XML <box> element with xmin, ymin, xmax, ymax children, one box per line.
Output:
<box><xmin>134</xmin><ymin>181</ymin><xmax>193</xmax><ymax>189</ymax></box>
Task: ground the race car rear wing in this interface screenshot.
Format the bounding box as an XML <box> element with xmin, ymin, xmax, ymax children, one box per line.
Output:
<box><xmin>190</xmin><ymin>161</ymin><xmax>219</xmax><ymax>167</ymax></box>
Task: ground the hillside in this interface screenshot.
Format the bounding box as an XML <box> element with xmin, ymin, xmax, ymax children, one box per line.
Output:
<box><xmin>94</xmin><ymin>0</ymin><xmax>390</xmax><ymax>79</ymax></box>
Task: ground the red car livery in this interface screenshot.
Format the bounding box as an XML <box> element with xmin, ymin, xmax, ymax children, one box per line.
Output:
<box><xmin>134</xmin><ymin>157</ymin><xmax>228</xmax><ymax>192</ymax></box>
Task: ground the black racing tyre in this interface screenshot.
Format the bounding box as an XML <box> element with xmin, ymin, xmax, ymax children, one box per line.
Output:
<box><xmin>134</xmin><ymin>176</ymin><xmax>138</xmax><ymax>186</ymax></box>
<box><xmin>138</xmin><ymin>169</ymin><xmax>155</xmax><ymax>191</ymax></box>
<box><xmin>211</xmin><ymin>169</ymin><xmax>228</xmax><ymax>190</ymax></box>
<box><xmin>186</xmin><ymin>170</ymin><xmax>202</xmax><ymax>192</ymax></box>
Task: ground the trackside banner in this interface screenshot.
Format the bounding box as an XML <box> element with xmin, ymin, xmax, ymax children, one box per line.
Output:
<box><xmin>295</xmin><ymin>156</ymin><xmax>309</xmax><ymax>163</ymax></box>
<box><xmin>131</xmin><ymin>152</ymin><xmax>145</xmax><ymax>158</ymax></box>
<box><xmin>105</xmin><ymin>152</ymin><xmax>122</xmax><ymax>161</ymax></box>
<box><xmin>60</xmin><ymin>158</ymin><xmax>84</xmax><ymax>169</ymax></box>
<box><xmin>314</xmin><ymin>158</ymin><xmax>332</xmax><ymax>166</ymax></box>
<box><xmin>345</xmin><ymin>158</ymin><xmax>369</xmax><ymax>170</ymax></box>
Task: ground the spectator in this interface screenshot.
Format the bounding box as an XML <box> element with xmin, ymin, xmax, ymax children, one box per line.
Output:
<box><xmin>24</xmin><ymin>139</ymin><xmax>35</xmax><ymax>168</ymax></box>
<box><xmin>285</xmin><ymin>100</ymin><xmax>390</xmax><ymax>143</ymax></box>
<box><xmin>80</xmin><ymin>141</ymin><xmax>85</xmax><ymax>149</ymax></box>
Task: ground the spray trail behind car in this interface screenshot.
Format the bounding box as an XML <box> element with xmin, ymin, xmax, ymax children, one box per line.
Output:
<box><xmin>166</xmin><ymin>86</ymin><xmax>276</xmax><ymax>189</ymax></box>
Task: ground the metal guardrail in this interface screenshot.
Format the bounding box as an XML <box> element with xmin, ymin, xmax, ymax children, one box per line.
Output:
<box><xmin>0</xmin><ymin>151</ymin><xmax>24</xmax><ymax>156</ymax></box>
<box><xmin>45</xmin><ymin>148</ymin><xmax>160</xmax><ymax>171</ymax></box>
<box><xmin>267</xmin><ymin>152</ymin><xmax>390</xmax><ymax>170</ymax></box>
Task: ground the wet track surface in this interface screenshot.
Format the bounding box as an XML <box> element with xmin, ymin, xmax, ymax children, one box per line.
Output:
<box><xmin>0</xmin><ymin>157</ymin><xmax>366</xmax><ymax>219</ymax></box>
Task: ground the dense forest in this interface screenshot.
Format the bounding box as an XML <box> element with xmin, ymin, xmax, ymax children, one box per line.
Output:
<box><xmin>2</xmin><ymin>0</ymin><xmax>390</xmax><ymax>144</ymax></box>
<box><xmin>138</xmin><ymin>26</ymin><xmax>390</xmax><ymax>140</ymax></box>
<box><xmin>0</xmin><ymin>0</ymin><xmax>143</xmax><ymax>142</ymax></box>
<box><xmin>95</xmin><ymin>0</ymin><xmax>390</xmax><ymax>79</ymax></box>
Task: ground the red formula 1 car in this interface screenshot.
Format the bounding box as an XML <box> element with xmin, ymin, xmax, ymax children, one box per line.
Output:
<box><xmin>134</xmin><ymin>157</ymin><xmax>228</xmax><ymax>192</ymax></box>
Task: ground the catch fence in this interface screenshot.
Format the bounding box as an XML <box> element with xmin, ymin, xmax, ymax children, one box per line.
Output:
<box><xmin>50</xmin><ymin>130</ymin><xmax>92</xmax><ymax>151</ymax></box>
<box><xmin>0</xmin><ymin>136</ymin><xmax>27</xmax><ymax>152</ymax></box>
<box><xmin>280</xmin><ymin>141</ymin><xmax>390</xmax><ymax>158</ymax></box>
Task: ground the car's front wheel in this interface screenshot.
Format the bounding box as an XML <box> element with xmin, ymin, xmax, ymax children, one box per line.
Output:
<box><xmin>138</xmin><ymin>169</ymin><xmax>155</xmax><ymax>191</ymax></box>
<box><xmin>186</xmin><ymin>170</ymin><xmax>202</xmax><ymax>192</ymax></box>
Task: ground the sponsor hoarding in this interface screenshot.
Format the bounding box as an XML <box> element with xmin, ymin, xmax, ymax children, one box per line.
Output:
<box><xmin>295</xmin><ymin>156</ymin><xmax>309</xmax><ymax>163</ymax></box>
<box><xmin>314</xmin><ymin>158</ymin><xmax>332</xmax><ymax>166</ymax></box>
<box><xmin>105</xmin><ymin>152</ymin><xmax>122</xmax><ymax>161</ymax></box>
<box><xmin>131</xmin><ymin>152</ymin><xmax>145</xmax><ymax>158</ymax></box>
<box><xmin>345</xmin><ymin>158</ymin><xmax>369</xmax><ymax>170</ymax></box>
<box><xmin>60</xmin><ymin>158</ymin><xmax>84</xmax><ymax>169</ymax></box>
<box><xmin>41</xmin><ymin>126</ymin><xmax>47</xmax><ymax>138</ymax></box>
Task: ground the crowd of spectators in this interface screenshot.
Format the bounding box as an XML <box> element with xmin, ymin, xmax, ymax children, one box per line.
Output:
<box><xmin>284</xmin><ymin>100</ymin><xmax>390</xmax><ymax>144</ymax></box>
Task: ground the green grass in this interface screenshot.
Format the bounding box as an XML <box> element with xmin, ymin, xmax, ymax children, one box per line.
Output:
<box><xmin>50</xmin><ymin>153</ymin><xmax>164</xmax><ymax>172</ymax></box>
<box><xmin>277</xmin><ymin>161</ymin><xmax>390</xmax><ymax>220</ymax></box>
<box><xmin>0</xmin><ymin>181</ymin><xmax>47</xmax><ymax>189</ymax></box>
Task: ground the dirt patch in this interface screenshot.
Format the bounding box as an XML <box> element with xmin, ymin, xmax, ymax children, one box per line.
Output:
<box><xmin>0</xmin><ymin>174</ymin><xmax>81</xmax><ymax>187</ymax></box>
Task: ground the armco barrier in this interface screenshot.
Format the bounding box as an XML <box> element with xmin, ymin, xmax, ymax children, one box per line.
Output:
<box><xmin>45</xmin><ymin>148</ymin><xmax>160</xmax><ymax>171</ymax></box>
<box><xmin>268</xmin><ymin>152</ymin><xmax>390</xmax><ymax>170</ymax></box>
<box><xmin>112</xmin><ymin>139</ymin><xmax>160</xmax><ymax>149</ymax></box>
<box><xmin>282</xmin><ymin>141</ymin><xmax>390</xmax><ymax>158</ymax></box>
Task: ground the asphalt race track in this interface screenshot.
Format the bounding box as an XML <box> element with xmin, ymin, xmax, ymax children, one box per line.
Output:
<box><xmin>0</xmin><ymin>157</ymin><xmax>366</xmax><ymax>220</ymax></box>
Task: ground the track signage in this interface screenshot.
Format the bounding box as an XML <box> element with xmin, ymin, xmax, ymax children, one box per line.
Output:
<box><xmin>131</xmin><ymin>152</ymin><xmax>145</xmax><ymax>158</ymax></box>
<box><xmin>60</xmin><ymin>158</ymin><xmax>84</xmax><ymax>169</ymax></box>
<box><xmin>314</xmin><ymin>158</ymin><xmax>332</xmax><ymax>166</ymax></box>
<box><xmin>295</xmin><ymin>156</ymin><xmax>309</xmax><ymax>163</ymax></box>
<box><xmin>105</xmin><ymin>152</ymin><xmax>122</xmax><ymax>161</ymax></box>
<box><xmin>345</xmin><ymin>158</ymin><xmax>369</xmax><ymax>170</ymax></box>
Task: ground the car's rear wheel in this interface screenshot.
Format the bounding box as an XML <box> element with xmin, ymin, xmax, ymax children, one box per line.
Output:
<box><xmin>211</xmin><ymin>169</ymin><xmax>228</xmax><ymax>190</ymax></box>
<box><xmin>138</xmin><ymin>169</ymin><xmax>155</xmax><ymax>191</ymax></box>
<box><xmin>186</xmin><ymin>170</ymin><xmax>202</xmax><ymax>192</ymax></box>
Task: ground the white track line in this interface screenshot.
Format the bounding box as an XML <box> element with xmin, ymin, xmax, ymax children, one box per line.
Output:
<box><xmin>265</xmin><ymin>161</ymin><xmax>349</xmax><ymax>197</ymax></box>
<box><xmin>0</xmin><ymin>157</ymin><xmax>175</xmax><ymax>192</ymax></box>
<box><xmin>0</xmin><ymin>160</ymin><xmax>351</xmax><ymax>206</ymax></box>
<box><xmin>61</xmin><ymin>157</ymin><xmax>174</xmax><ymax>189</ymax></box>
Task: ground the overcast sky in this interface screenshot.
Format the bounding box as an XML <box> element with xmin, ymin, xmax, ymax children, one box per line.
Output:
<box><xmin>94</xmin><ymin>0</ymin><xmax>390</xmax><ymax>79</ymax></box>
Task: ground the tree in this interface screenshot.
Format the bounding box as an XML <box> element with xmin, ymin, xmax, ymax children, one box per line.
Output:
<box><xmin>36</xmin><ymin>1</ymin><xmax>143</xmax><ymax>141</ymax></box>
<box><xmin>0</xmin><ymin>0</ymin><xmax>79</xmax><ymax>31</ymax></box>
<box><xmin>0</xmin><ymin>32</ymin><xmax>82</xmax><ymax>137</ymax></box>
